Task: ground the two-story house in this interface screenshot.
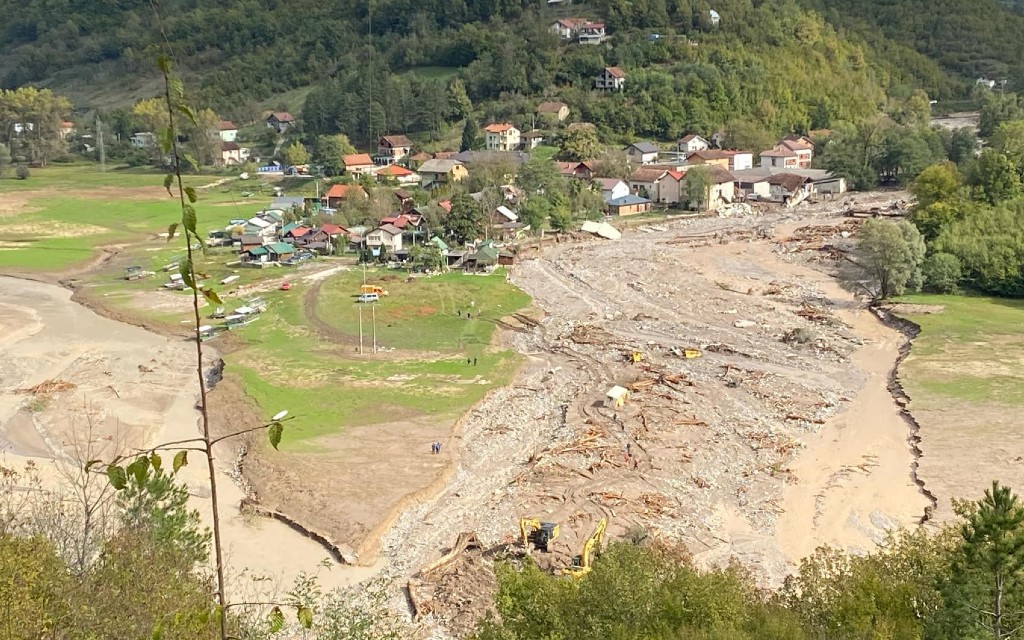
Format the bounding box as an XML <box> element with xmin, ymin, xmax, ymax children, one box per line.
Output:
<box><xmin>678</xmin><ymin>134</ymin><xmax>709</xmax><ymax>154</ymax></box>
<box><xmin>483</xmin><ymin>123</ymin><xmax>521</xmax><ymax>151</ymax></box>
<box><xmin>343</xmin><ymin>153</ymin><xmax>378</xmax><ymax>175</ymax></box>
<box><xmin>220</xmin><ymin>142</ymin><xmax>250</xmax><ymax>165</ymax></box>
<box><xmin>550</xmin><ymin>18</ymin><xmax>586</xmax><ymax>40</ymax></box>
<box><xmin>376</xmin><ymin>135</ymin><xmax>413</xmax><ymax>165</ymax></box>
<box><xmin>218</xmin><ymin>120</ymin><xmax>238</xmax><ymax>142</ymax></box>
<box><xmin>266</xmin><ymin>112</ymin><xmax>295</xmax><ymax>134</ymax></box>
<box><xmin>595</xmin><ymin>67</ymin><xmax>626</xmax><ymax>91</ymax></box>
<box><xmin>760</xmin><ymin>136</ymin><xmax>814</xmax><ymax>169</ymax></box>
<box><xmin>624</xmin><ymin>141</ymin><xmax>660</xmax><ymax>165</ymax></box>
<box><xmin>419</xmin><ymin>159</ymin><xmax>469</xmax><ymax>188</ymax></box>
<box><xmin>578</xmin><ymin>22</ymin><xmax>607</xmax><ymax>44</ymax></box>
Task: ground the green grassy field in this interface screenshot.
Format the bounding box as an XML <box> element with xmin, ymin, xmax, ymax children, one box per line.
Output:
<box><xmin>0</xmin><ymin>164</ymin><xmax>282</xmax><ymax>270</ymax></box>
<box><xmin>896</xmin><ymin>294</ymin><xmax>1024</xmax><ymax>407</ymax></box>
<box><xmin>224</xmin><ymin>267</ymin><xmax>530</xmax><ymax>448</ymax></box>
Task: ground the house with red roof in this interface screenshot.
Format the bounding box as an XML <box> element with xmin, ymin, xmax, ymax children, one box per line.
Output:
<box><xmin>483</xmin><ymin>123</ymin><xmax>521</xmax><ymax>151</ymax></box>
<box><xmin>376</xmin><ymin>163</ymin><xmax>420</xmax><ymax>185</ymax></box>
<box><xmin>550</xmin><ymin>17</ymin><xmax>587</xmax><ymax>39</ymax></box>
<box><xmin>322</xmin><ymin>183</ymin><xmax>368</xmax><ymax>209</ymax></box>
<box><xmin>218</xmin><ymin>120</ymin><xmax>238</xmax><ymax>142</ymax></box>
<box><xmin>376</xmin><ymin>135</ymin><xmax>414</xmax><ymax>164</ymax></box>
<box><xmin>578</xmin><ymin>22</ymin><xmax>607</xmax><ymax>45</ymax></box>
<box><xmin>343</xmin><ymin>153</ymin><xmax>377</xmax><ymax>175</ymax></box>
<box><xmin>596</xmin><ymin>67</ymin><xmax>626</xmax><ymax>91</ymax></box>
<box><xmin>266</xmin><ymin>112</ymin><xmax>295</xmax><ymax>134</ymax></box>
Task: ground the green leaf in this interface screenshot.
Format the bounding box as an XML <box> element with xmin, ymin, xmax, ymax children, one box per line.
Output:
<box><xmin>150</xmin><ymin>453</ymin><xmax>162</xmax><ymax>472</ymax></box>
<box><xmin>177</xmin><ymin>104</ymin><xmax>199</xmax><ymax>127</ymax></box>
<box><xmin>201</xmin><ymin>288</ymin><xmax>223</xmax><ymax>306</ymax></box>
<box><xmin>129</xmin><ymin>456</ymin><xmax>150</xmax><ymax>484</ymax></box>
<box><xmin>170</xmin><ymin>76</ymin><xmax>185</xmax><ymax>101</ymax></box>
<box><xmin>163</xmin><ymin>173</ymin><xmax>174</xmax><ymax>196</ymax></box>
<box><xmin>167</xmin><ymin>223</ymin><xmax>179</xmax><ymax>242</ymax></box>
<box><xmin>183</xmin><ymin>153</ymin><xmax>200</xmax><ymax>172</ymax></box>
<box><xmin>184</xmin><ymin>186</ymin><xmax>198</xmax><ymax>203</ymax></box>
<box><xmin>106</xmin><ymin>465</ymin><xmax>127</xmax><ymax>490</ymax></box>
<box><xmin>159</xmin><ymin>127</ymin><xmax>174</xmax><ymax>154</ymax></box>
<box><xmin>157</xmin><ymin>55</ymin><xmax>172</xmax><ymax>75</ymax></box>
<box><xmin>178</xmin><ymin>258</ymin><xmax>196</xmax><ymax>290</ymax></box>
<box><xmin>182</xmin><ymin>204</ymin><xmax>198</xmax><ymax>236</ymax></box>
<box><xmin>268</xmin><ymin>422</ymin><xmax>284</xmax><ymax>450</ymax></box>
<box><xmin>297</xmin><ymin>606</ymin><xmax>313</xmax><ymax>629</ymax></box>
<box><xmin>268</xmin><ymin>606</ymin><xmax>285</xmax><ymax>633</ymax></box>
<box><xmin>173</xmin><ymin>450</ymin><xmax>188</xmax><ymax>474</ymax></box>
<box><xmin>85</xmin><ymin>459</ymin><xmax>103</xmax><ymax>472</ymax></box>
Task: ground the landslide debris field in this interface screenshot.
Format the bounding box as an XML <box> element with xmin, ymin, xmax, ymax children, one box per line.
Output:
<box><xmin>383</xmin><ymin>193</ymin><xmax>932</xmax><ymax>633</ymax></box>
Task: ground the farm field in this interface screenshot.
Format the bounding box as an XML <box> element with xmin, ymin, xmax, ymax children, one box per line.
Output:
<box><xmin>893</xmin><ymin>295</ymin><xmax>1024</xmax><ymax>521</ymax></box>
<box><xmin>0</xmin><ymin>164</ymin><xmax>265</xmax><ymax>271</ymax></box>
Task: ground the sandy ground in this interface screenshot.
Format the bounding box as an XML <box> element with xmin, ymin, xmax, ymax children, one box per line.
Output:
<box><xmin>376</xmin><ymin>194</ymin><xmax>933</xmax><ymax>635</ymax></box>
<box><xmin>0</xmin><ymin>275</ymin><xmax>376</xmax><ymax>597</ymax></box>
<box><xmin>930</xmin><ymin>111</ymin><xmax>980</xmax><ymax>134</ymax></box>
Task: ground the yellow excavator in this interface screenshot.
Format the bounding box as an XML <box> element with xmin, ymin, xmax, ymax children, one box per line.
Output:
<box><xmin>563</xmin><ymin>517</ymin><xmax>608</xmax><ymax>578</ymax></box>
<box><xmin>519</xmin><ymin>517</ymin><xmax>560</xmax><ymax>553</ymax></box>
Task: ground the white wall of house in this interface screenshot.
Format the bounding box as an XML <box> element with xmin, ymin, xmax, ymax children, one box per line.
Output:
<box><xmin>602</xmin><ymin>181</ymin><xmax>630</xmax><ymax>202</ymax></box>
<box><xmin>219</xmin><ymin>129</ymin><xmax>238</xmax><ymax>143</ymax></box>
<box><xmin>730</xmin><ymin>153</ymin><xmax>753</xmax><ymax>171</ymax></box>
<box><xmin>630</xmin><ymin>179</ymin><xmax>662</xmax><ymax>202</ymax></box>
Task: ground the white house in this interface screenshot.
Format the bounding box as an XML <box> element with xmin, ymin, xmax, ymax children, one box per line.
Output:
<box><xmin>550</xmin><ymin>18</ymin><xmax>586</xmax><ymax>40</ymax></box>
<box><xmin>131</xmin><ymin>132</ymin><xmax>157</xmax><ymax>148</ymax></box>
<box><xmin>629</xmin><ymin>168</ymin><xmax>668</xmax><ymax>202</ymax></box>
<box><xmin>597</xmin><ymin>178</ymin><xmax>630</xmax><ymax>203</ymax></box>
<box><xmin>578</xmin><ymin>22</ymin><xmax>606</xmax><ymax>45</ymax></box>
<box><xmin>220</xmin><ymin>142</ymin><xmax>250</xmax><ymax>165</ymax></box>
<box><xmin>678</xmin><ymin>134</ymin><xmax>709</xmax><ymax>154</ymax></box>
<box><xmin>218</xmin><ymin>120</ymin><xmax>238</xmax><ymax>142</ymax></box>
<box><xmin>522</xmin><ymin>130</ymin><xmax>545</xmax><ymax>149</ymax></box>
<box><xmin>624</xmin><ymin>141</ymin><xmax>660</xmax><ymax>165</ymax></box>
<box><xmin>595</xmin><ymin>67</ymin><xmax>626</xmax><ymax>91</ymax></box>
<box><xmin>483</xmin><ymin>123</ymin><xmax>521</xmax><ymax>151</ymax></box>
<box><xmin>366</xmin><ymin>224</ymin><xmax>404</xmax><ymax>252</ymax></box>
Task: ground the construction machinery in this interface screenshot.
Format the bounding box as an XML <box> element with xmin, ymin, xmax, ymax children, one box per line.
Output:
<box><xmin>563</xmin><ymin>517</ymin><xmax>607</xmax><ymax>579</ymax></box>
<box><xmin>360</xmin><ymin>284</ymin><xmax>389</xmax><ymax>296</ymax></box>
<box><xmin>629</xmin><ymin>351</ymin><xmax>643</xmax><ymax>364</ymax></box>
<box><xmin>519</xmin><ymin>517</ymin><xmax>560</xmax><ymax>553</ymax></box>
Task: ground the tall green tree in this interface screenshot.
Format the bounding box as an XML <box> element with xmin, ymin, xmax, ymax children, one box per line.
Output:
<box><xmin>683</xmin><ymin>165</ymin><xmax>712</xmax><ymax>211</ymax></box>
<box><xmin>461</xmin><ymin>118</ymin><xmax>481</xmax><ymax>152</ymax></box>
<box><xmin>445</xmin><ymin>191</ymin><xmax>485</xmax><ymax>244</ymax></box>
<box><xmin>969</xmin><ymin>150</ymin><xmax>1022</xmax><ymax>205</ymax></box>
<box><xmin>557</xmin><ymin>126</ymin><xmax>600</xmax><ymax>162</ymax></box>
<box><xmin>313</xmin><ymin>134</ymin><xmax>356</xmax><ymax>175</ymax></box>
<box><xmin>940</xmin><ymin>482</ymin><xmax>1024</xmax><ymax>640</ymax></box>
<box><xmin>282</xmin><ymin>141</ymin><xmax>310</xmax><ymax>167</ymax></box>
<box><xmin>841</xmin><ymin>219</ymin><xmax>926</xmax><ymax>300</ymax></box>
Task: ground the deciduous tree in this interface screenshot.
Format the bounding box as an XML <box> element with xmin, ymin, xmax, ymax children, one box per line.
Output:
<box><xmin>841</xmin><ymin>219</ymin><xmax>926</xmax><ymax>299</ymax></box>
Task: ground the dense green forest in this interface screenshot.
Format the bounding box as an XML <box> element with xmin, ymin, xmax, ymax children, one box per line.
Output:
<box><xmin>3</xmin><ymin>0</ymin><xmax>1024</xmax><ymax>145</ymax></box>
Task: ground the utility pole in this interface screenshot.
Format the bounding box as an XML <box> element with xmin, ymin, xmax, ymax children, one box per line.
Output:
<box><xmin>372</xmin><ymin>302</ymin><xmax>377</xmax><ymax>354</ymax></box>
<box><xmin>358</xmin><ymin>304</ymin><xmax>364</xmax><ymax>354</ymax></box>
<box><xmin>96</xmin><ymin>115</ymin><xmax>106</xmax><ymax>173</ymax></box>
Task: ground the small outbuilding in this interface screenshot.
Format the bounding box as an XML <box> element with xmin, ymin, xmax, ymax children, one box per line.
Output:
<box><xmin>604</xmin><ymin>385</ymin><xmax>630</xmax><ymax>409</ymax></box>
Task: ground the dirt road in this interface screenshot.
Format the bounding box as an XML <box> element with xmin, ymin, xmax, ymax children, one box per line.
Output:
<box><xmin>0</xmin><ymin>276</ymin><xmax>376</xmax><ymax>596</ymax></box>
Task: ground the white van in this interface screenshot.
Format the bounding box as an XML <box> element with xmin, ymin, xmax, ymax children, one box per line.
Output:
<box><xmin>357</xmin><ymin>293</ymin><xmax>379</xmax><ymax>303</ymax></box>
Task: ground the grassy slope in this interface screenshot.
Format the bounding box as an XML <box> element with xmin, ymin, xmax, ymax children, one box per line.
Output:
<box><xmin>897</xmin><ymin>294</ymin><xmax>1024</xmax><ymax>407</ymax></box>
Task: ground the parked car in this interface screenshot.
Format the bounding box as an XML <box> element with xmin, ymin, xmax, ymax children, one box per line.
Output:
<box><xmin>357</xmin><ymin>293</ymin><xmax>379</xmax><ymax>303</ymax></box>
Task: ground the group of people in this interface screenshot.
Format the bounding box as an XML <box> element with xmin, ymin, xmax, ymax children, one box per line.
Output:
<box><xmin>430</xmin><ymin>441</ymin><xmax>443</xmax><ymax>454</ymax></box>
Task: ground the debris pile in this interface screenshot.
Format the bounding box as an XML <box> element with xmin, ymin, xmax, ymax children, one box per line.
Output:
<box><xmin>15</xmin><ymin>379</ymin><xmax>76</xmax><ymax>396</ymax></box>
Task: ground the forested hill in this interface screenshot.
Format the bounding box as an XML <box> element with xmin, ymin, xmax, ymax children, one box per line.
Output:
<box><xmin>806</xmin><ymin>0</ymin><xmax>1024</xmax><ymax>89</ymax></box>
<box><xmin>2</xmin><ymin>0</ymin><xmax>1023</xmax><ymax>140</ymax></box>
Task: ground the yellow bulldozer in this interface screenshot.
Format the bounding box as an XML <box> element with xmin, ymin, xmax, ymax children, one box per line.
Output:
<box><xmin>519</xmin><ymin>517</ymin><xmax>560</xmax><ymax>553</ymax></box>
<box><xmin>563</xmin><ymin>517</ymin><xmax>608</xmax><ymax>579</ymax></box>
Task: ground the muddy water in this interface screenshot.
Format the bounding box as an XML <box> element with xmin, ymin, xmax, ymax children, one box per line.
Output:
<box><xmin>0</xmin><ymin>276</ymin><xmax>377</xmax><ymax>596</ymax></box>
